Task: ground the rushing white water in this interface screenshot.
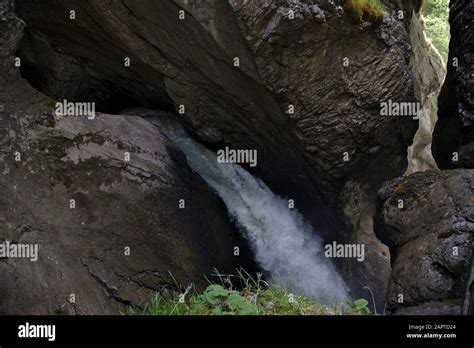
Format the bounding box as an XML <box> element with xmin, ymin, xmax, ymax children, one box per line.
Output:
<box><xmin>150</xmin><ymin>114</ymin><xmax>348</xmax><ymax>304</ymax></box>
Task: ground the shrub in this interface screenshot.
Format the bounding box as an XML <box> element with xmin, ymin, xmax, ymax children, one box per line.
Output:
<box><xmin>421</xmin><ymin>0</ymin><xmax>450</xmax><ymax>63</ymax></box>
<box><xmin>344</xmin><ymin>0</ymin><xmax>384</xmax><ymax>23</ymax></box>
<box><xmin>129</xmin><ymin>270</ymin><xmax>372</xmax><ymax>316</ymax></box>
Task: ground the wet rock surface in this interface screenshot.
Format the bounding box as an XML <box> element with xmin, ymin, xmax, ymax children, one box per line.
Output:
<box><xmin>433</xmin><ymin>0</ymin><xmax>474</xmax><ymax>169</ymax></box>
<box><xmin>374</xmin><ymin>170</ymin><xmax>474</xmax><ymax>314</ymax></box>
<box><xmin>0</xmin><ymin>109</ymin><xmax>252</xmax><ymax>314</ymax></box>
<box><xmin>228</xmin><ymin>0</ymin><xmax>431</xmax><ymax>197</ymax></box>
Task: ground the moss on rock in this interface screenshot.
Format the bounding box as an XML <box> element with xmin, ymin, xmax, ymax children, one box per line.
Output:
<box><xmin>344</xmin><ymin>0</ymin><xmax>384</xmax><ymax>23</ymax></box>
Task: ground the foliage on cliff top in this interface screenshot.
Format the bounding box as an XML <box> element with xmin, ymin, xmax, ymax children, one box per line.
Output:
<box><xmin>421</xmin><ymin>0</ymin><xmax>450</xmax><ymax>64</ymax></box>
<box><xmin>129</xmin><ymin>270</ymin><xmax>371</xmax><ymax>315</ymax></box>
<box><xmin>344</xmin><ymin>0</ymin><xmax>384</xmax><ymax>23</ymax></box>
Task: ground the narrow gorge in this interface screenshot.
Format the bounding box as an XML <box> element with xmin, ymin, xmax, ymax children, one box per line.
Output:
<box><xmin>0</xmin><ymin>0</ymin><xmax>472</xmax><ymax>316</ymax></box>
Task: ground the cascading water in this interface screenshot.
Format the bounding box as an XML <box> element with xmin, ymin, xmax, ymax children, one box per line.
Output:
<box><xmin>149</xmin><ymin>114</ymin><xmax>348</xmax><ymax>304</ymax></box>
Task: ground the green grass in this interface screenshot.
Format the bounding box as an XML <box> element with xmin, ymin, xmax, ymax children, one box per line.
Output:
<box><xmin>421</xmin><ymin>0</ymin><xmax>450</xmax><ymax>63</ymax></box>
<box><xmin>344</xmin><ymin>0</ymin><xmax>385</xmax><ymax>23</ymax></box>
<box><xmin>128</xmin><ymin>269</ymin><xmax>371</xmax><ymax>315</ymax></box>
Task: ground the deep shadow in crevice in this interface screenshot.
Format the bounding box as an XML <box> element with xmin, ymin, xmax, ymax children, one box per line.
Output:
<box><xmin>20</xmin><ymin>62</ymin><xmax>146</xmax><ymax>114</ymax></box>
<box><xmin>16</xmin><ymin>28</ymin><xmax>174</xmax><ymax>114</ymax></box>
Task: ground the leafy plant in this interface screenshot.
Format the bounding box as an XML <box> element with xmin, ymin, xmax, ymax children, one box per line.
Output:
<box><xmin>128</xmin><ymin>269</ymin><xmax>373</xmax><ymax>316</ymax></box>
<box><xmin>354</xmin><ymin>298</ymin><xmax>370</xmax><ymax>314</ymax></box>
<box><xmin>345</xmin><ymin>298</ymin><xmax>371</xmax><ymax>314</ymax></box>
<box><xmin>200</xmin><ymin>284</ymin><xmax>259</xmax><ymax>315</ymax></box>
<box><xmin>202</xmin><ymin>284</ymin><xmax>228</xmax><ymax>305</ymax></box>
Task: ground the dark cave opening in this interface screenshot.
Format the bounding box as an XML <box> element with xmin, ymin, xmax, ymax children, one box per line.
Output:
<box><xmin>20</xmin><ymin>62</ymin><xmax>145</xmax><ymax>114</ymax></box>
<box><xmin>15</xmin><ymin>26</ymin><xmax>175</xmax><ymax>115</ymax></box>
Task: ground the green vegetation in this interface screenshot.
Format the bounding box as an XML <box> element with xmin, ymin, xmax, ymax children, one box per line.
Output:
<box><xmin>344</xmin><ymin>0</ymin><xmax>385</xmax><ymax>23</ymax></box>
<box><xmin>421</xmin><ymin>0</ymin><xmax>450</xmax><ymax>63</ymax></box>
<box><xmin>390</xmin><ymin>182</ymin><xmax>418</xmax><ymax>204</ymax></box>
<box><xmin>129</xmin><ymin>270</ymin><xmax>371</xmax><ymax>315</ymax></box>
<box><xmin>343</xmin><ymin>0</ymin><xmax>450</xmax><ymax>62</ymax></box>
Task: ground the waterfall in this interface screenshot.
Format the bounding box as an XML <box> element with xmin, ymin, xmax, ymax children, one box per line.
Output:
<box><xmin>149</xmin><ymin>114</ymin><xmax>348</xmax><ymax>304</ymax></box>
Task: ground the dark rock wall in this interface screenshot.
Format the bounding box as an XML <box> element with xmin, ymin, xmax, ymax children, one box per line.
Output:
<box><xmin>374</xmin><ymin>170</ymin><xmax>473</xmax><ymax>314</ymax></box>
<box><xmin>433</xmin><ymin>0</ymin><xmax>474</xmax><ymax>169</ymax></box>
<box><xmin>229</xmin><ymin>0</ymin><xmax>419</xmax><ymax>198</ymax></box>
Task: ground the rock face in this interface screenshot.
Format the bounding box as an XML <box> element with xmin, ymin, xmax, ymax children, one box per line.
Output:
<box><xmin>405</xmin><ymin>13</ymin><xmax>445</xmax><ymax>174</ymax></box>
<box><xmin>374</xmin><ymin>170</ymin><xmax>474</xmax><ymax>314</ymax></box>
<box><xmin>229</xmin><ymin>0</ymin><xmax>420</xmax><ymax>197</ymax></box>
<box><xmin>432</xmin><ymin>0</ymin><xmax>474</xmax><ymax>169</ymax></box>
<box><xmin>0</xmin><ymin>0</ymin><xmax>252</xmax><ymax>314</ymax></box>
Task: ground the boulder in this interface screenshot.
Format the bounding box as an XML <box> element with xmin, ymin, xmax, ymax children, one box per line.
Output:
<box><xmin>432</xmin><ymin>0</ymin><xmax>474</xmax><ymax>169</ymax></box>
<box><xmin>374</xmin><ymin>170</ymin><xmax>474</xmax><ymax>314</ymax></box>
